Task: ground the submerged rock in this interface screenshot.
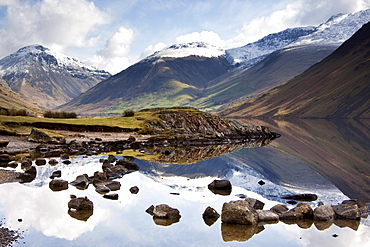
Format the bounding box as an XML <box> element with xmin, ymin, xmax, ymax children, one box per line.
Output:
<box><xmin>208</xmin><ymin>179</ymin><xmax>232</xmax><ymax>195</ymax></box>
<box><xmin>68</xmin><ymin>196</ymin><xmax>94</xmax><ymax>221</ymax></box>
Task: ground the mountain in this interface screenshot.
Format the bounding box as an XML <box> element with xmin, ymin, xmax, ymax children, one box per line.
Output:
<box><xmin>60</xmin><ymin>9</ymin><xmax>370</xmax><ymax>115</ymax></box>
<box><xmin>189</xmin><ymin>9</ymin><xmax>370</xmax><ymax>112</ymax></box>
<box><xmin>58</xmin><ymin>42</ymin><xmax>231</xmax><ymax>114</ymax></box>
<box><xmin>0</xmin><ymin>45</ymin><xmax>111</xmax><ymax>109</ymax></box>
<box><xmin>191</xmin><ymin>45</ymin><xmax>337</xmax><ymax>112</ymax></box>
<box><xmin>227</xmin><ymin>9</ymin><xmax>370</xmax><ymax>68</ymax></box>
<box><xmin>221</xmin><ymin>21</ymin><xmax>370</xmax><ymax>119</ymax></box>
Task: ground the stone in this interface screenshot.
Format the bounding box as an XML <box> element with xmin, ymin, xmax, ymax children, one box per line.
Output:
<box><xmin>245</xmin><ymin>198</ymin><xmax>264</xmax><ymax>210</ymax></box>
<box><xmin>208</xmin><ymin>179</ymin><xmax>232</xmax><ymax>195</ymax></box>
<box><xmin>292</xmin><ymin>203</ymin><xmax>314</xmax><ymax>219</ymax></box>
<box><xmin>129</xmin><ymin>186</ymin><xmax>139</xmax><ymax>194</ymax></box>
<box><xmin>332</xmin><ymin>203</ymin><xmax>360</xmax><ymax>220</ymax></box>
<box><xmin>70</xmin><ymin>174</ymin><xmax>89</xmax><ymax>190</ymax></box>
<box><xmin>221</xmin><ymin>200</ymin><xmax>258</xmax><ymax>225</ymax></box>
<box><xmin>49</xmin><ymin>179</ymin><xmax>68</xmax><ymax>191</ymax></box>
<box><xmin>68</xmin><ymin>196</ymin><xmax>93</xmax><ymax>221</ymax></box>
<box><xmin>115</xmin><ymin>160</ymin><xmax>140</xmax><ymax>171</ymax></box>
<box><xmin>258</xmin><ymin>180</ymin><xmax>265</xmax><ymax>186</ymax></box>
<box><xmin>60</xmin><ymin>153</ymin><xmax>70</xmax><ymax>160</ymax></box>
<box><xmin>202</xmin><ymin>206</ymin><xmax>220</xmax><ymax>226</ymax></box>
<box><xmin>7</xmin><ymin>161</ymin><xmax>18</xmax><ymax>168</ymax></box>
<box><xmin>48</xmin><ymin>159</ymin><xmax>58</xmax><ymax>166</ymax></box>
<box><xmin>103</xmin><ymin>193</ymin><xmax>119</xmax><ymax>200</ymax></box>
<box><xmin>282</xmin><ymin>193</ymin><xmax>318</xmax><ymax>202</ymax></box>
<box><xmin>28</xmin><ymin>128</ymin><xmax>52</xmax><ymax>143</ymax></box>
<box><xmin>256</xmin><ymin>210</ymin><xmax>279</xmax><ymax>222</ymax></box>
<box><xmin>314</xmin><ymin>205</ymin><xmax>335</xmax><ymax>221</ymax></box>
<box><xmin>93</xmin><ymin>180</ymin><xmax>121</xmax><ymax>194</ymax></box>
<box><xmin>35</xmin><ymin>158</ymin><xmax>46</xmax><ymax>166</ymax></box>
<box><xmin>152</xmin><ymin>204</ymin><xmax>181</xmax><ymax>219</ymax></box>
<box><xmin>20</xmin><ymin>157</ymin><xmax>32</xmax><ymax>170</ymax></box>
<box><xmin>341</xmin><ymin>200</ymin><xmax>368</xmax><ymax>218</ymax></box>
<box><xmin>270</xmin><ymin>204</ymin><xmax>289</xmax><ymax>215</ymax></box>
<box><xmin>0</xmin><ymin>154</ymin><xmax>12</xmax><ymax>164</ymax></box>
<box><xmin>49</xmin><ymin>170</ymin><xmax>61</xmax><ymax>179</ymax></box>
<box><xmin>145</xmin><ymin>205</ymin><xmax>155</xmax><ymax>215</ymax></box>
<box><xmin>280</xmin><ymin>210</ymin><xmax>304</xmax><ymax>221</ymax></box>
<box><xmin>0</xmin><ymin>140</ymin><xmax>9</xmax><ymax>148</ymax></box>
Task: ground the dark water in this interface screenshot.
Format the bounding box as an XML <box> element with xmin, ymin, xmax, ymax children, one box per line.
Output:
<box><xmin>0</xmin><ymin>119</ymin><xmax>369</xmax><ymax>246</ymax></box>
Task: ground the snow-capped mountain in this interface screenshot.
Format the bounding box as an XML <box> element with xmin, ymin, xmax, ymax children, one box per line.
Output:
<box><xmin>290</xmin><ymin>9</ymin><xmax>370</xmax><ymax>46</ymax></box>
<box><xmin>226</xmin><ymin>27</ymin><xmax>316</xmax><ymax>66</ymax></box>
<box><xmin>145</xmin><ymin>42</ymin><xmax>225</xmax><ymax>61</ymax></box>
<box><xmin>226</xmin><ymin>8</ymin><xmax>370</xmax><ymax>67</ymax></box>
<box><xmin>0</xmin><ymin>45</ymin><xmax>111</xmax><ymax>109</ymax></box>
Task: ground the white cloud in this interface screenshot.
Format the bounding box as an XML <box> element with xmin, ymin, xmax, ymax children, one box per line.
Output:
<box><xmin>0</xmin><ymin>0</ymin><xmax>109</xmax><ymax>56</ymax></box>
<box><xmin>174</xmin><ymin>31</ymin><xmax>226</xmax><ymax>48</ymax></box>
<box><xmin>140</xmin><ymin>42</ymin><xmax>167</xmax><ymax>59</ymax></box>
<box><xmin>89</xmin><ymin>26</ymin><xmax>135</xmax><ymax>74</ymax></box>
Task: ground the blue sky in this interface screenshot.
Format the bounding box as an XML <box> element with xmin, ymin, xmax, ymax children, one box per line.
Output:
<box><xmin>0</xmin><ymin>0</ymin><xmax>369</xmax><ymax>74</ymax></box>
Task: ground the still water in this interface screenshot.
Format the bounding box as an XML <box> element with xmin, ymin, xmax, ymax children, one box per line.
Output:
<box><xmin>0</xmin><ymin>119</ymin><xmax>369</xmax><ymax>246</ymax></box>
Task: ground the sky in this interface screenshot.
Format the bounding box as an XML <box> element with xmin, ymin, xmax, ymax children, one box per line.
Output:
<box><xmin>0</xmin><ymin>0</ymin><xmax>369</xmax><ymax>74</ymax></box>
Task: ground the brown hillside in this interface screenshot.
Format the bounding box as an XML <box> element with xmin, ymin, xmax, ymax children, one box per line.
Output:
<box><xmin>222</xmin><ymin>22</ymin><xmax>370</xmax><ymax>119</ymax></box>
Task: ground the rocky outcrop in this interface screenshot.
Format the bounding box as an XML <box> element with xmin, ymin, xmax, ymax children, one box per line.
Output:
<box><xmin>28</xmin><ymin>128</ymin><xmax>52</xmax><ymax>143</ymax></box>
<box><xmin>144</xmin><ymin>108</ymin><xmax>280</xmax><ymax>143</ymax></box>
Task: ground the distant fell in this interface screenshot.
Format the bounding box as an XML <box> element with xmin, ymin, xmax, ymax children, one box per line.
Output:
<box><xmin>221</xmin><ymin>22</ymin><xmax>370</xmax><ymax>119</ymax></box>
<box><xmin>0</xmin><ymin>45</ymin><xmax>111</xmax><ymax>109</ymax></box>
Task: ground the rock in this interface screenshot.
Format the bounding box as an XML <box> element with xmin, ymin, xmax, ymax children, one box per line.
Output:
<box><xmin>292</xmin><ymin>203</ymin><xmax>314</xmax><ymax>219</ymax></box>
<box><xmin>62</xmin><ymin>160</ymin><xmax>72</xmax><ymax>165</ymax></box>
<box><xmin>282</xmin><ymin>193</ymin><xmax>318</xmax><ymax>202</ymax></box>
<box><xmin>103</xmin><ymin>193</ymin><xmax>119</xmax><ymax>200</ymax></box>
<box><xmin>17</xmin><ymin>166</ymin><xmax>37</xmax><ymax>183</ymax></box>
<box><xmin>115</xmin><ymin>159</ymin><xmax>140</xmax><ymax>171</ymax></box>
<box><xmin>314</xmin><ymin>220</ymin><xmax>333</xmax><ymax>231</ymax></box>
<box><xmin>7</xmin><ymin>161</ymin><xmax>18</xmax><ymax>168</ymax></box>
<box><xmin>256</xmin><ymin>210</ymin><xmax>279</xmax><ymax>222</ymax></box>
<box><xmin>129</xmin><ymin>186</ymin><xmax>139</xmax><ymax>194</ymax></box>
<box><xmin>258</xmin><ymin>180</ymin><xmax>265</xmax><ymax>186</ymax></box>
<box><xmin>107</xmin><ymin>155</ymin><xmax>117</xmax><ymax>163</ymax></box>
<box><xmin>60</xmin><ymin>153</ymin><xmax>70</xmax><ymax>160</ymax></box>
<box><xmin>280</xmin><ymin>211</ymin><xmax>303</xmax><ymax>221</ymax></box>
<box><xmin>93</xmin><ymin>180</ymin><xmax>121</xmax><ymax>194</ymax></box>
<box><xmin>270</xmin><ymin>204</ymin><xmax>289</xmax><ymax>215</ymax></box>
<box><xmin>341</xmin><ymin>200</ymin><xmax>368</xmax><ymax>218</ymax></box>
<box><xmin>70</xmin><ymin>174</ymin><xmax>89</xmax><ymax>190</ymax></box>
<box><xmin>208</xmin><ymin>179</ymin><xmax>232</xmax><ymax>195</ymax></box>
<box><xmin>49</xmin><ymin>170</ymin><xmax>61</xmax><ymax>179</ymax></box>
<box><xmin>145</xmin><ymin>205</ymin><xmax>155</xmax><ymax>215</ymax></box>
<box><xmin>48</xmin><ymin>158</ymin><xmax>58</xmax><ymax>166</ymax></box>
<box><xmin>28</xmin><ymin>128</ymin><xmax>52</xmax><ymax>143</ymax></box>
<box><xmin>245</xmin><ymin>198</ymin><xmax>264</xmax><ymax>210</ymax></box>
<box><xmin>49</xmin><ymin>179</ymin><xmax>69</xmax><ymax>191</ymax></box>
<box><xmin>221</xmin><ymin>200</ymin><xmax>258</xmax><ymax>225</ymax></box>
<box><xmin>20</xmin><ymin>157</ymin><xmax>32</xmax><ymax>170</ymax></box>
<box><xmin>334</xmin><ymin>218</ymin><xmax>360</xmax><ymax>231</ymax></box>
<box><xmin>0</xmin><ymin>140</ymin><xmax>9</xmax><ymax>148</ymax></box>
<box><xmin>202</xmin><ymin>206</ymin><xmax>220</xmax><ymax>226</ymax></box>
<box><xmin>35</xmin><ymin>158</ymin><xmax>46</xmax><ymax>166</ymax></box>
<box><xmin>332</xmin><ymin>203</ymin><xmax>361</xmax><ymax>220</ymax></box>
<box><xmin>314</xmin><ymin>205</ymin><xmax>335</xmax><ymax>221</ymax></box>
<box><xmin>0</xmin><ymin>154</ymin><xmax>12</xmax><ymax>164</ymax></box>
<box><xmin>68</xmin><ymin>196</ymin><xmax>93</xmax><ymax>221</ymax></box>
<box><xmin>152</xmin><ymin>204</ymin><xmax>181</xmax><ymax>219</ymax></box>
<box><xmin>127</xmin><ymin>136</ymin><xmax>136</xmax><ymax>142</ymax></box>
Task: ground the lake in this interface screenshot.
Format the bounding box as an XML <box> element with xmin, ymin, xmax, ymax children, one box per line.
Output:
<box><xmin>0</xmin><ymin>119</ymin><xmax>369</xmax><ymax>246</ymax></box>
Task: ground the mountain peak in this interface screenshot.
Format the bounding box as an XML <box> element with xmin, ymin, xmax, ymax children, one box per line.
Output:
<box><xmin>148</xmin><ymin>42</ymin><xmax>225</xmax><ymax>60</ymax></box>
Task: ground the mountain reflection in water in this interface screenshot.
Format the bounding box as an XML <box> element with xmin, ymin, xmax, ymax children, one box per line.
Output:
<box><xmin>0</xmin><ymin>119</ymin><xmax>369</xmax><ymax>246</ymax></box>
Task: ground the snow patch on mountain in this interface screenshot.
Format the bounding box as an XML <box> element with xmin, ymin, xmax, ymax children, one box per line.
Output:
<box><xmin>147</xmin><ymin>42</ymin><xmax>225</xmax><ymax>60</ymax></box>
<box><xmin>226</xmin><ymin>27</ymin><xmax>316</xmax><ymax>66</ymax></box>
<box><xmin>0</xmin><ymin>44</ymin><xmax>110</xmax><ymax>79</ymax></box>
<box><xmin>289</xmin><ymin>9</ymin><xmax>370</xmax><ymax>46</ymax></box>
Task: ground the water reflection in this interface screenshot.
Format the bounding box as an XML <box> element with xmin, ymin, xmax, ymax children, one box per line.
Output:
<box><xmin>0</xmin><ymin>119</ymin><xmax>369</xmax><ymax>246</ymax></box>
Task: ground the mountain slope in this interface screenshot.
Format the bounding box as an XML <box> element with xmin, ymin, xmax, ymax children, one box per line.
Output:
<box><xmin>0</xmin><ymin>81</ymin><xmax>42</xmax><ymax>114</ymax></box>
<box><xmin>221</xmin><ymin>22</ymin><xmax>370</xmax><ymax>119</ymax></box>
<box><xmin>0</xmin><ymin>45</ymin><xmax>111</xmax><ymax>109</ymax></box>
<box><xmin>59</xmin><ymin>43</ymin><xmax>231</xmax><ymax>114</ymax></box>
<box><xmin>191</xmin><ymin>45</ymin><xmax>336</xmax><ymax>112</ymax></box>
